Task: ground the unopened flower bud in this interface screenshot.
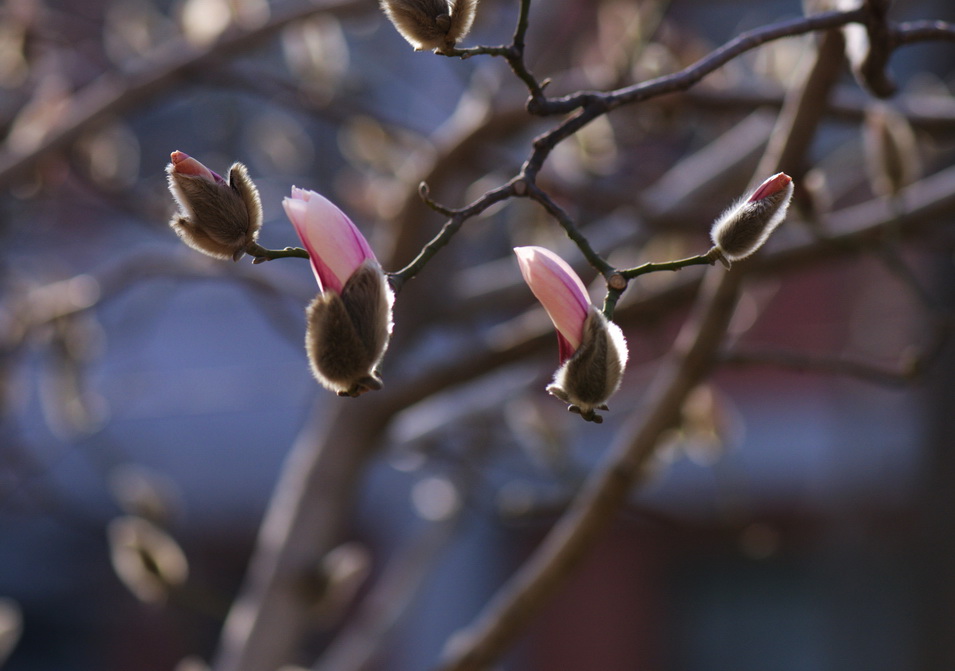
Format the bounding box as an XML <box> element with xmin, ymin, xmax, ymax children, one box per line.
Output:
<box><xmin>311</xmin><ymin>542</ymin><xmax>372</xmax><ymax>624</ymax></box>
<box><xmin>0</xmin><ymin>598</ymin><xmax>22</xmax><ymax>668</ymax></box>
<box><xmin>863</xmin><ymin>103</ymin><xmax>920</xmax><ymax>199</ymax></box>
<box><xmin>284</xmin><ymin>188</ymin><xmax>394</xmax><ymax>397</ymax></box>
<box><xmin>709</xmin><ymin>172</ymin><xmax>794</xmax><ymax>268</ymax></box>
<box><xmin>166</xmin><ymin>151</ymin><xmax>263</xmax><ymax>262</ymax></box>
<box><xmin>108</xmin><ymin>516</ymin><xmax>189</xmax><ymax>604</ymax></box>
<box><xmin>379</xmin><ymin>0</ymin><xmax>478</xmax><ymax>52</ymax></box>
<box><xmin>546</xmin><ymin>306</ymin><xmax>628</xmax><ymax>424</ymax></box>
<box><xmin>514</xmin><ymin>246</ymin><xmax>628</xmax><ymax>423</ymax></box>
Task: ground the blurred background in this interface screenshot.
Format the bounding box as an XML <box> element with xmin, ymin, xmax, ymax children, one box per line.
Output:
<box><xmin>1</xmin><ymin>0</ymin><xmax>955</xmax><ymax>669</ymax></box>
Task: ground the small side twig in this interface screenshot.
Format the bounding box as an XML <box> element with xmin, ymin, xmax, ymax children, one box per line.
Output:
<box><xmin>891</xmin><ymin>20</ymin><xmax>955</xmax><ymax>45</ymax></box>
<box><xmin>525</xmin><ymin>184</ymin><xmax>614</xmax><ymax>277</ymax></box>
<box><xmin>246</xmin><ymin>242</ymin><xmax>310</xmax><ymax>264</ymax></box>
<box><xmin>619</xmin><ymin>252</ymin><xmax>718</xmax><ymax>280</ymax></box>
<box><xmin>440</xmin><ymin>0</ymin><xmax>547</xmax><ymax>106</ymax></box>
<box><xmin>388</xmin><ymin>181</ymin><xmax>519</xmax><ymax>292</ymax></box>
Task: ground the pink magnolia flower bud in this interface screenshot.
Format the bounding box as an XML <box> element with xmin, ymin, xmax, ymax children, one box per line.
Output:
<box><xmin>166</xmin><ymin>151</ymin><xmax>263</xmax><ymax>262</ymax></box>
<box><xmin>284</xmin><ymin>188</ymin><xmax>394</xmax><ymax>397</ymax></box>
<box><xmin>514</xmin><ymin>246</ymin><xmax>628</xmax><ymax>423</ymax></box>
<box><xmin>710</xmin><ymin>173</ymin><xmax>794</xmax><ymax>268</ymax></box>
<box><xmin>379</xmin><ymin>0</ymin><xmax>478</xmax><ymax>52</ymax></box>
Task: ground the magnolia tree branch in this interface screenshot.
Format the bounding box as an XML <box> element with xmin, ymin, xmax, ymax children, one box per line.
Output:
<box><xmin>31</xmin><ymin>1</ymin><xmax>947</xmax><ymax>669</ymax></box>
<box><xmin>436</xmin><ymin>265</ymin><xmax>745</xmax><ymax>671</ymax></box>
<box><xmin>434</xmin><ymin>16</ymin><xmax>849</xmax><ymax>669</ymax></box>
<box><xmin>12</xmin><ymin>134</ymin><xmax>955</xmax><ymax>671</ymax></box>
<box><xmin>394</xmin><ymin>6</ymin><xmax>871</xmax><ymax>306</ymax></box>
<box><xmin>217</xmin><ymin>17</ymin><xmax>955</xmax><ymax>669</ymax></box>
<box><xmin>211</xmin><ymin>400</ymin><xmax>393</xmax><ymax>671</ymax></box>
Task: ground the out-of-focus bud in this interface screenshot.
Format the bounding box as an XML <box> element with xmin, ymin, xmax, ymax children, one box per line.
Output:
<box><xmin>378</xmin><ymin>0</ymin><xmax>478</xmax><ymax>53</ymax></box>
<box><xmin>863</xmin><ymin>103</ymin><xmax>920</xmax><ymax>199</ymax></box>
<box><xmin>283</xmin><ymin>188</ymin><xmax>394</xmax><ymax>397</ymax></box>
<box><xmin>514</xmin><ymin>246</ymin><xmax>628</xmax><ymax>423</ymax></box>
<box><xmin>174</xmin><ymin>656</ymin><xmax>211</xmax><ymax>671</ymax></box>
<box><xmin>0</xmin><ymin>597</ymin><xmax>23</xmax><ymax>668</ymax></box>
<box><xmin>107</xmin><ymin>516</ymin><xmax>189</xmax><ymax>604</ymax></box>
<box><xmin>709</xmin><ymin>172</ymin><xmax>794</xmax><ymax>269</ymax></box>
<box><xmin>108</xmin><ymin>464</ymin><xmax>183</xmax><ymax>527</ymax></box>
<box><xmin>311</xmin><ymin>542</ymin><xmax>372</xmax><ymax>626</ymax></box>
<box><xmin>166</xmin><ymin>150</ymin><xmax>263</xmax><ymax>262</ymax></box>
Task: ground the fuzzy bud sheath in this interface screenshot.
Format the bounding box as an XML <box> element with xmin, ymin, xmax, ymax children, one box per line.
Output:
<box><xmin>379</xmin><ymin>0</ymin><xmax>478</xmax><ymax>52</ymax></box>
<box><xmin>514</xmin><ymin>246</ymin><xmax>628</xmax><ymax>423</ymax></box>
<box><xmin>284</xmin><ymin>188</ymin><xmax>394</xmax><ymax>397</ymax></box>
<box><xmin>166</xmin><ymin>151</ymin><xmax>262</xmax><ymax>262</ymax></box>
<box><xmin>710</xmin><ymin>172</ymin><xmax>794</xmax><ymax>269</ymax></box>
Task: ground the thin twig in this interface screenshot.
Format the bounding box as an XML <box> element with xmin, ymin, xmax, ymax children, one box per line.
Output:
<box><xmin>619</xmin><ymin>253</ymin><xmax>717</xmax><ymax>279</ymax></box>
<box><xmin>532</xmin><ymin>8</ymin><xmax>868</xmax><ymax>116</ymax></box>
<box><xmin>388</xmin><ymin>182</ymin><xmax>518</xmax><ymax>291</ymax></box>
<box><xmin>246</xmin><ymin>243</ymin><xmax>310</xmax><ymax>264</ymax></box>
<box><xmin>441</xmin><ymin>0</ymin><xmax>546</xmax><ymax>105</ymax></box>
<box><xmin>892</xmin><ymin>20</ymin><xmax>955</xmax><ymax>45</ymax></box>
<box><xmin>524</xmin><ymin>184</ymin><xmax>614</xmax><ymax>276</ymax></box>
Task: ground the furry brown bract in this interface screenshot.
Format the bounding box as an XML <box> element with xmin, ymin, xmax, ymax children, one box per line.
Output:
<box><xmin>166</xmin><ymin>154</ymin><xmax>262</xmax><ymax>262</ymax></box>
<box><xmin>379</xmin><ymin>0</ymin><xmax>478</xmax><ymax>52</ymax></box>
<box><xmin>304</xmin><ymin>260</ymin><xmax>394</xmax><ymax>397</ymax></box>
<box><xmin>546</xmin><ymin>307</ymin><xmax>628</xmax><ymax>424</ymax></box>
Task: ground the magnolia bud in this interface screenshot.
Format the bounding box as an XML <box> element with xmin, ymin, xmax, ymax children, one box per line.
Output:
<box><xmin>514</xmin><ymin>246</ymin><xmax>629</xmax><ymax>424</ymax></box>
<box><xmin>305</xmin><ymin>260</ymin><xmax>393</xmax><ymax>397</ymax></box>
<box><xmin>285</xmin><ymin>187</ymin><xmax>394</xmax><ymax>396</ymax></box>
<box><xmin>379</xmin><ymin>0</ymin><xmax>478</xmax><ymax>52</ymax></box>
<box><xmin>166</xmin><ymin>151</ymin><xmax>263</xmax><ymax>262</ymax></box>
<box><xmin>710</xmin><ymin>172</ymin><xmax>794</xmax><ymax>268</ymax></box>
<box><xmin>546</xmin><ymin>306</ymin><xmax>628</xmax><ymax>424</ymax></box>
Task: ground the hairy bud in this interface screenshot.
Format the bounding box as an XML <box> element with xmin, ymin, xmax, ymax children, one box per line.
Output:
<box><xmin>546</xmin><ymin>306</ymin><xmax>628</xmax><ymax>424</ymax></box>
<box><xmin>284</xmin><ymin>187</ymin><xmax>394</xmax><ymax>397</ymax></box>
<box><xmin>166</xmin><ymin>151</ymin><xmax>263</xmax><ymax>261</ymax></box>
<box><xmin>514</xmin><ymin>246</ymin><xmax>629</xmax><ymax>423</ymax></box>
<box><xmin>379</xmin><ymin>0</ymin><xmax>478</xmax><ymax>52</ymax></box>
<box><xmin>710</xmin><ymin>172</ymin><xmax>794</xmax><ymax>268</ymax></box>
<box><xmin>304</xmin><ymin>260</ymin><xmax>393</xmax><ymax>397</ymax></box>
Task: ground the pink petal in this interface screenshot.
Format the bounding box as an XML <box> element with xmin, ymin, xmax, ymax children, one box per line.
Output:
<box><xmin>556</xmin><ymin>331</ymin><xmax>577</xmax><ymax>365</ymax></box>
<box><xmin>748</xmin><ymin>172</ymin><xmax>792</xmax><ymax>202</ymax></box>
<box><xmin>514</xmin><ymin>246</ymin><xmax>591</xmax><ymax>352</ymax></box>
<box><xmin>169</xmin><ymin>151</ymin><xmax>225</xmax><ymax>185</ymax></box>
<box><xmin>283</xmin><ymin>188</ymin><xmax>377</xmax><ymax>294</ymax></box>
